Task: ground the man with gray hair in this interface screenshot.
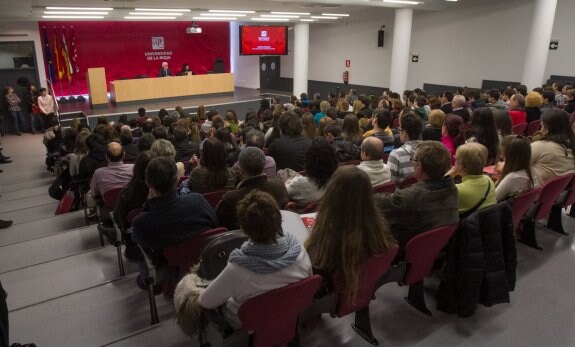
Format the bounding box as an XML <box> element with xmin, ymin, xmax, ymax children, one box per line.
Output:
<box><xmin>451</xmin><ymin>94</ymin><xmax>471</xmax><ymax>122</ymax></box>
<box><xmin>216</xmin><ymin>147</ymin><xmax>288</xmax><ymax>230</ymax></box>
<box><xmin>508</xmin><ymin>94</ymin><xmax>527</xmax><ymax>126</ymax></box>
<box><xmin>158</xmin><ymin>62</ymin><xmax>172</xmax><ymax>77</ymax></box>
<box><xmin>232</xmin><ymin>129</ymin><xmax>276</xmax><ymax>179</ymax></box>
<box><xmin>357</xmin><ymin>137</ymin><xmax>391</xmax><ymax>186</ymax></box>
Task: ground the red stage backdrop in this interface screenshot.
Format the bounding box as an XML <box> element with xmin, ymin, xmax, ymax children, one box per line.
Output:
<box><xmin>38</xmin><ymin>21</ymin><xmax>231</xmax><ymax>96</ymax></box>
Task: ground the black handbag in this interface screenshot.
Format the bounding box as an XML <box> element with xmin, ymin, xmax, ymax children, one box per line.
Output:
<box><xmin>198</xmin><ymin>230</ymin><xmax>248</xmax><ymax>281</ymax></box>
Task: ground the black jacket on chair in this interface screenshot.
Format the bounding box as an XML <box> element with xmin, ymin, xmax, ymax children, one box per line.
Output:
<box><xmin>436</xmin><ymin>201</ymin><xmax>516</xmax><ymax>318</ymax></box>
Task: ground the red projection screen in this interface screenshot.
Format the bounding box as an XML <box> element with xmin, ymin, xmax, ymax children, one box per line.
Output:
<box><xmin>240</xmin><ymin>26</ymin><xmax>288</xmax><ymax>55</ymax></box>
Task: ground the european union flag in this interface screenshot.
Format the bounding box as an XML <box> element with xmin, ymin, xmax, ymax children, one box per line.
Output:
<box><xmin>42</xmin><ymin>27</ymin><xmax>56</xmax><ymax>83</ymax></box>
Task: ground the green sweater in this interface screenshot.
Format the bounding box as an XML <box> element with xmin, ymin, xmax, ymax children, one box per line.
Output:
<box><xmin>456</xmin><ymin>175</ymin><xmax>497</xmax><ymax>214</ymax></box>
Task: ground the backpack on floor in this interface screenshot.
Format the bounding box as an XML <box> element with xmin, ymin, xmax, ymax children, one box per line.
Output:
<box><xmin>55</xmin><ymin>190</ymin><xmax>75</xmax><ymax>215</ymax></box>
<box><xmin>198</xmin><ymin>230</ymin><xmax>248</xmax><ymax>280</ymax></box>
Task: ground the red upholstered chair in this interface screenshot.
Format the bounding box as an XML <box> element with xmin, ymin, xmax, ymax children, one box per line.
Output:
<box><xmin>519</xmin><ymin>174</ymin><xmax>573</xmax><ymax>250</ymax></box>
<box><xmin>373</xmin><ymin>181</ymin><xmax>396</xmax><ymax>194</ymax></box>
<box><xmin>202</xmin><ymin>190</ymin><xmax>227</xmax><ymax>209</ymax></box>
<box><xmin>236</xmin><ymin>275</ymin><xmax>322</xmax><ymax>347</ymax></box>
<box><xmin>563</xmin><ymin>174</ymin><xmax>575</xmax><ymax>217</ymax></box>
<box><xmin>164</xmin><ymin>227</ymin><xmax>228</xmax><ymax>280</ymax></box>
<box><xmin>339</xmin><ymin>160</ymin><xmax>361</xmax><ymax>166</ymax></box>
<box><xmin>382</xmin><ymin>153</ymin><xmax>390</xmax><ymax>164</ymax></box>
<box><xmin>512</xmin><ymin>123</ymin><xmax>527</xmax><ymax>135</ymax></box>
<box><xmin>525</xmin><ymin>120</ymin><xmax>541</xmax><ymax>136</ymax></box>
<box><xmin>392</xmin><ymin>118</ymin><xmax>400</xmax><ymax>129</ymax></box>
<box><xmin>510</xmin><ymin>187</ymin><xmax>542</xmax><ymax>236</ymax></box>
<box><xmin>100</xmin><ymin>187</ymin><xmax>126</xmax><ymax>276</ymax></box>
<box><xmin>302</xmin><ymin>200</ymin><xmax>320</xmax><ymax>214</ymax></box>
<box><xmin>399</xmin><ymin>176</ymin><xmax>418</xmax><ymax>189</ymax></box>
<box><xmin>402</xmin><ymin>224</ymin><xmax>458</xmax><ymax>315</ymax></box>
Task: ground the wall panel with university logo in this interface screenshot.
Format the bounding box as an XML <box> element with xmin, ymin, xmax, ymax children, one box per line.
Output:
<box><xmin>38</xmin><ymin>21</ymin><xmax>230</xmax><ymax>96</ymax></box>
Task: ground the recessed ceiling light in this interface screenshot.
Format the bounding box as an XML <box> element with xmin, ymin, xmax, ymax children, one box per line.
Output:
<box><xmin>208</xmin><ymin>10</ymin><xmax>255</xmax><ymax>14</ymax></box>
<box><xmin>310</xmin><ymin>16</ymin><xmax>338</xmax><ymax>19</ymax></box>
<box><xmin>125</xmin><ymin>16</ymin><xmax>177</xmax><ymax>19</ymax></box>
<box><xmin>250</xmin><ymin>18</ymin><xmax>290</xmax><ymax>22</ymax></box>
<box><xmin>192</xmin><ymin>16</ymin><xmax>238</xmax><ymax>20</ymax></box>
<box><xmin>300</xmin><ymin>19</ymin><xmax>316</xmax><ymax>22</ymax></box>
<box><xmin>135</xmin><ymin>8</ymin><xmax>191</xmax><ymax>12</ymax></box>
<box><xmin>271</xmin><ymin>11</ymin><xmax>311</xmax><ymax>15</ymax></box>
<box><xmin>322</xmin><ymin>13</ymin><xmax>350</xmax><ymax>17</ymax></box>
<box><xmin>261</xmin><ymin>14</ymin><xmax>300</xmax><ymax>18</ymax></box>
<box><xmin>383</xmin><ymin>0</ymin><xmax>421</xmax><ymax>4</ymax></box>
<box><xmin>200</xmin><ymin>13</ymin><xmax>246</xmax><ymax>17</ymax></box>
<box><xmin>44</xmin><ymin>11</ymin><xmax>109</xmax><ymax>15</ymax></box>
<box><xmin>46</xmin><ymin>7</ymin><xmax>113</xmax><ymax>11</ymax></box>
<box><xmin>43</xmin><ymin>15</ymin><xmax>105</xmax><ymax>18</ymax></box>
<box><xmin>128</xmin><ymin>12</ymin><xmax>183</xmax><ymax>16</ymax></box>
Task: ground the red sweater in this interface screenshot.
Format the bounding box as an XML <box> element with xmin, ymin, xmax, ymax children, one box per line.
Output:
<box><xmin>508</xmin><ymin>109</ymin><xmax>526</xmax><ymax>126</ymax></box>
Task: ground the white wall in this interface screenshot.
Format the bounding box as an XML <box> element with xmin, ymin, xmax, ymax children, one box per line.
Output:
<box><xmin>545</xmin><ymin>0</ymin><xmax>575</xmax><ymax>79</ymax></box>
<box><xmin>230</xmin><ymin>21</ymin><xmax>260</xmax><ymax>89</ymax></box>
<box><xmin>0</xmin><ymin>21</ymin><xmax>47</xmax><ymax>87</ymax></box>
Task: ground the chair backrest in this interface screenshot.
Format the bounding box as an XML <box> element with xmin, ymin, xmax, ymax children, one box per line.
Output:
<box><xmin>339</xmin><ymin>160</ymin><xmax>360</xmax><ymax>167</ymax></box>
<box><xmin>102</xmin><ymin>187</ymin><xmax>124</xmax><ymax>209</ymax></box>
<box><xmin>526</xmin><ymin>120</ymin><xmax>541</xmax><ymax>136</ymax></box>
<box><xmin>534</xmin><ymin>174</ymin><xmax>573</xmax><ymax>221</ymax></box>
<box><xmin>403</xmin><ymin>224</ymin><xmax>458</xmax><ymax>285</ymax></box>
<box><xmin>512</xmin><ymin>123</ymin><xmax>527</xmax><ymax>135</ymax></box>
<box><xmin>510</xmin><ymin>187</ymin><xmax>542</xmax><ymax>234</ymax></box>
<box><xmin>238</xmin><ymin>275</ymin><xmax>322</xmax><ymax>347</ymax></box>
<box><xmin>202</xmin><ymin>190</ymin><xmax>227</xmax><ymax>209</ymax></box>
<box><xmin>399</xmin><ymin>176</ymin><xmax>418</xmax><ymax>189</ymax></box>
<box><xmin>335</xmin><ymin>245</ymin><xmax>399</xmax><ymax>317</ymax></box>
<box><xmin>126</xmin><ymin>208</ymin><xmax>142</xmax><ymax>225</ymax></box>
<box><xmin>163</xmin><ymin>227</ymin><xmax>228</xmax><ymax>278</ymax></box>
<box><xmin>302</xmin><ymin>200</ymin><xmax>320</xmax><ymax>213</ymax></box>
<box><xmin>373</xmin><ymin>181</ymin><xmax>396</xmax><ymax>194</ymax></box>
<box><xmin>563</xmin><ymin>173</ymin><xmax>575</xmax><ymax>208</ymax></box>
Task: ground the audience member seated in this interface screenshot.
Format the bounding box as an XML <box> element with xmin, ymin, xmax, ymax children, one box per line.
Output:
<box><xmin>172</xmin><ymin>125</ymin><xmax>199</xmax><ymax>163</ymax></box>
<box><xmin>341</xmin><ymin>114</ymin><xmax>363</xmax><ymax>146</ymax></box>
<box><xmin>451</xmin><ymin>95</ymin><xmax>471</xmax><ymax>122</ymax></box>
<box><xmin>530</xmin><ymin>109</ymin><xmax>575</xmax><ymax>184</ymax></box>
<box><xmin>314</xmin><ymin>101</ymin><xmax>330</xmax><ymax>126</ymax></box>
<box><xmin>68</xmin><ymin>130</ymin><xmax>90</xmax><ymax>178</ymax></box>
<box><xmin>181</xmin><ymin>138</ymin><xmax>236</xmax><ymax>194</ymax></box>
<box><xmin>376</xmin><ymin>142</ymin><xmax>458</xmax><ymax>248</ymax></box>
<box><xmin>200</xmin><ymin>110</ymin><xmax>218</xmax><ymax>138</ymax></box>
<box><xmin>149</xmin><ymin>139</ymin><xmax>185</xmax><ymax>178</ymax></box>
<box><xmin>317</xmin><ymin>116</ymin><xmax>333</xmax><ymax>137</ymax></box>
<box><xmin>301</xmin><ymin>112</ymin><xmax>317</xmax><ymax>141</ymax></box>
<box><xmin>306</xmin><ymin>167</ymin><xmax>396</xmax><ymax>300</ymax></box>
<box><xmin>357</xmin><ymin>137</ymin><xmax>391</xmax><ymax>186</ymax></box>
<box><xmin>494</xmin><ymin>135</ymin><xmax>536</xmax><ymax>202</ymax></box>
<box><xmin>422</xmin><ymin>109</ymin><xmax>445</xmax><ymax>141</ymax></box>
<box><xmin>540</xmin><ymin>90</ymin><xmax>555</xmax><ymax>111</ymax></box>
<box><xmin>447</xmin><ymin>142</ymin><xmax>497</xmax><ymax>214</ymax></box>
<box><xmin>119</xmin><ymin>126</ymin><xmax>139</xmax><ymax>162</ymax></box>
<box><xmin>493</xmin><ymin>109</ymin><xmax>512</xmax><ymax>143</ymax></box>
<box><xmin>278</xmin><ymin>137</ymin><xmax>338</xmax><ymax>209</ymax></box>
<box><xmin>323</xmin><ymin>122</ymin><xmax>360</xmax><ymax>162</ymax></box>
<box><xmin>77</xmin><ymin>134</ymin><xmax>107</xmax><ymax>187</ymax></box>
<box><xmin>388</xmin><ymin>113</ymin><xmax>423</xmax><ymax>184</ymax></box>
<box><xmin>508</xmin><ymin>94</ymin><xmax>527</xmax><ymax>126</ymax></box>
<box><xmin>563</xmin><ymin>89</ymin><xmax>575</xmax><ymax>114</ymax></box>
<box><xmin>137</xmin><ymin>133</ymin><xmax>155</xmax><ymax>152</ymax></box>
<box><xmin>113</xmin><ymin>151</ymin><xmax>153</xmax><ymax>261</ymax></box>
<box><xmin>366</xmin><ymin>109</ymin><xmax>395</xmax><ymax>152</ymax></box>
<box><xmin>136</xmin><ymin>107</ymin><xmax>147</xmax><ymax>126</ymax></box>
<box><xmin>216</xmin><ymin>148</ymin><xmax>288</xmax><ymax>230</ymax></box>
<box><xmin>231</xmin><ymin>130</ymin><xmax>276</xmax><ymax>179</ymax></box>
<box><xmin>525</xmin><ymin>92</ymin><xmax>543</xmax><ymax>123</ymax></box>
<box><xmin>133</xmin><ymin>157</ymin><xmax>218</xmax><ymax>288</ymax></box>
<box><xmin>465</xmin><ymin>107</ymin><xmax>500</xmax><ymax>165</ymax></box>
<box><xmin>196</xmin><ymin>191</ymin><xmax>311</xmax><ymax>328</ymax></box>
<box><xmin>488</xmin><ymin>89</ymin><xmax>507</xmax><ymax>110</ymax></box>
<box><xmin>440</xmin><ymin>91</ymin><xmax>454</xmax><ymax>114</ymax></box>
<box><xmin>268</xmin><ymin>112</ymin><xmax>312</xmax><ymax>172</ymax></box>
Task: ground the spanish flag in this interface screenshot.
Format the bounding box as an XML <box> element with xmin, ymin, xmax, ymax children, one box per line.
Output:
<box><xmin>61</xmin><ymin>32</ymin><xmax>73</xmax><ymax>81</ymax></box>
<box><xmin>53</xmin><ymin>29</ymin><xmax>64</xmax><ymax>80</ymax></box>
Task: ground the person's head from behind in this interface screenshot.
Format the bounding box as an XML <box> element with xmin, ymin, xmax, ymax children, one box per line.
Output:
<box><xmin>399</xmin><ymin>113</ymin><xmax>422</xmax><ymax>143</ymax></box>
<box><xmin>245</xmin><ymin>129</ymin><xmax>265</xmax><ymax>149</ymax></box>
<box><xmin>200</xmin><ymin>138</ymin><xmax>227</xmax><ymax>171</ymax></box>
<box><xmin>323</xmin><ymin>122</ymin><xmax>341</xmax><ymax>142</ymax></box>
<box><xmin>564</xmin><ymin>88</ymin><xmax>575</xmax><ymax>103</ymax></box>
<box><xmin>428</xmin><ymin>110</ymin><xmax>446</xmax><ymax>128</ymax></box>
<box><xmin>132</xmin><ymin>151</ymin><xmax>153</xmax><ymax>185</ymax></box>
<box><xmin>500</xmin><ymin>135</ymin><xmax>534</xmax><ymax>184</ymax></box>
<box><xmin>488</xmin><ymin>89</ymin><xmax>501</xmax><ymax>104</ymax></box>
<box><xmin>152</xmin><ymin>126</ymin><xmax>167</xmax><ymax>140</ymax></box>
<box><xmin>206</xmin><ymin>110</ymin><xmax>218</xmax><ymax>122</ymax></box>
<box><xmin>452</xmin><ymin>94</ymin><xmax>466</xmax><ymax>109</ymax></box>
<box><xmin>106</xmin><ymin>142</ymin><xmax>124</xmax><ymax>163</ymax></box>
<box><xmin>320</xmin><ymin>101</ymin><xmax>330</xmax><ymax>114</ymax></box>
<box><xmin>317</xmin><ymin>116</ymin><xmax>333</xmax><ymax>137</ymax></box>
<box><xmin>540</xmin><ymin>108</ymin><xmax>575</xmax><ymax>150</ymax></box>
<box><xmin>138</xmin><ymin>133</ymin><xmax>155</xmax><ymax>152</ymax></box>
<box><xmin>137</xmin><ymin>107</ymin><xmax>146</xmax><ymax>118</ymax></box>
<box><xmin>75</xmin><ymin>130</ymin><xmax>91</xmax><ymax>155</ymax></box>
<box><xmin>146</xmin><ymin>156</ymin><xmax>177</xmax><ymax>196</ymax></box>
<box><xmin>305</xmin><ymin>137</ymin><xmax>338</xmax><ymax>189</ymax></box>
<box><xmin>372</xmin><ymin>109</ymin><xmax>393</xmax><ymax>130</ymax></box>
<box><xmin>525</xmin><ymin>91</ymin><xmax>543</xmax><ymax>109</ymax></box>
<box><xmin>542</xmin><ymin>90</ymin><xmax>555</xmax><ymax>105</ymax></box>
<box><xmin>413</xmin><ymin>141</ymin><xmax>451</xmax><ymax>182</ymax></box>
<box><xmin>516</xmin><ymin>84</ymin><xmax>528</xmax><ymax>96</ymax></box>
<box><xmin>304</xmin><ymin>166</ymin><xmax>395</xmax><ymax>303</ymax></box>
<box><xmin>238</xmin><ymin>147</ymin><xmax>265</xmax><ymax>179</ymax></box>
<box><xmin>455</xmin><ymin>142</ymin><xmax>488</xmax><ymax>176</ymax></box>
<box><xmin>149</xmin><ymin>139</ymin><xmax>176</xmax><ymax>159</ymax></box>
<box><xmin>493</xmin><ymin>109</ymin><xmax>512</xmax><ymax>138</ymax></box>
<box><xmin>279</xmin><ymin>111</ymin><xmax>302</xmax><ymax>136</ymax></box>
<box><xmin>300</xmin><ymin>112</ymin><xmax>317</xmax><ymax>138</ymax></box>
<box><xmin>172</xmin><ymin>126</ymin><xmax>188</xmax><ymax>143</ymax></box>
<box><xmin>119</xmin><ymin>128</ymin><xmax>133</xmax><ymax>146</ymax></box>
<box><xmin>237</xmin><ymin>191</ymin><xmax>283</xmax><ymax>244</ymax></box>
<box><xmin>85</xmin><ymin>133</ymin><xmax>106</xmax><ymax>153</ymax></box>
<box><xmin>342</xmin><ymin>114</ymin><xmax>361</xmax><ymax>140</ymax></box>
<box><xmin>361</xmin><ymin>136</ymin><xmax>383</xmax><ymax>161</ymax></box>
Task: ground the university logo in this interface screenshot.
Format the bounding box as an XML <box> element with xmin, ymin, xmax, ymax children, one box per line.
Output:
<box><xmin>261</xmin><ymin>31</ymin><xmax>267</xmax><ymax>37</ymax></box>
<box><xmin>152</xmin><ymin>37</ymin><xmax>165</xmax><ymax>50</ymax></box>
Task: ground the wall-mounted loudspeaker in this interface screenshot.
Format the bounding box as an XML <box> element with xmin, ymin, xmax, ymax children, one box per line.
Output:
<box><xmin>378</xmin><ymin>26</ymin><xmax>385</xmax><ymax>47</ymax></box>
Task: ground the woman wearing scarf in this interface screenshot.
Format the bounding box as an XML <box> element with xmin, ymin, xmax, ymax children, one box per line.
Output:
<box><xmin>196</xmin><ymin>191</ymin><xmax>312</xmax><ymax>328</ymax></box>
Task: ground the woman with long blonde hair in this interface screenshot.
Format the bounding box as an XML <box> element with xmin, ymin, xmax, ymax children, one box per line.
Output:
<box><xmin>301</xmin><ymin>112</ymin><xmax>317</xmax><ymax>140</ymax></box>
<box><xmin>305</xmin><ymin>167</ymin><xmax>396</xmax><ymax>303</ymax></box>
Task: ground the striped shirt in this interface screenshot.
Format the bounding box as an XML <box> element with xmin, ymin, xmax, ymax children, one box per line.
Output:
<box><xmin>6</xmin><ymin>93</ymin><xmax>21</xmax><ymax>112</ymax></box>
<box><xmin>388</xmin><ymin>140</ymin><xmax>422</xmax><ymax>184</ymax></box>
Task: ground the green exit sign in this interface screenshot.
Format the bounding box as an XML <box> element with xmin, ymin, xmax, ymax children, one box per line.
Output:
<box><xmin>550</xmin><ymin>40</ymin><xmax>559</xmax><ymax>50</ymax></box>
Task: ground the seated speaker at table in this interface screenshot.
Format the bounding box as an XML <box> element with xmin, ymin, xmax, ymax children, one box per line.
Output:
<box><xmin>178</xmin><ymin>63</ymin><xmax>193</xmax><ymax>76</ymax></box>
<box><xmin>158</xmin><ymin>62</ymin><xmax>172</xmax><ymax>77</ymax></box>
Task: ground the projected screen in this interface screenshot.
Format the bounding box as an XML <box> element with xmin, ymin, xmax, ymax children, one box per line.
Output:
<box><xmin>240</xmin><ymin>26</ymin><xmax>288</xmax><ymax>55</ymax></box>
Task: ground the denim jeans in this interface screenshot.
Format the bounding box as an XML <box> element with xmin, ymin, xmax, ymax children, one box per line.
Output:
<box><xmin>9</xmin><ymin>110</ymin><xmax>24</xmax><ymax>134</ymax></box>
<box><xmin>29</xmin><ymin>112</ymin><xmax>37</xmax><ymax>132</ymax></box>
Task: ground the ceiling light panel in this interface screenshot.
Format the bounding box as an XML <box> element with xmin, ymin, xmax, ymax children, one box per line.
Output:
<box><xmin>208</xmin><ymin>10</ymin><xmax>255</xmax><ymax>13</ymax></box>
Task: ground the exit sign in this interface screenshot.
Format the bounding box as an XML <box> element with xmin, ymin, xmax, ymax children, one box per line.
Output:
<box><xmin>549</xmin><ymin>40</ymin><xmax>559</xmax><ymax>50</ymax></box>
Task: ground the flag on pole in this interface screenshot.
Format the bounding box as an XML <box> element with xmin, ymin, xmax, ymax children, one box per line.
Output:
<box><xmin>70</xmin><ymin>27</ymin><xmax>80</xmax><ymax>73</ymax></box>
<box><xmin>42</xmin><ymin>27</ymin><xmax>56</xmax><ymax>83</ymax></box>
<box><xmin>53</xmin><ymin>28</ymin><xmax>64</xmax><ymax>80</ymax></box>
<box><xmin>61</xmin><ymin>31</ymin><xmax>73</xmax><ymax>81</ymax></box>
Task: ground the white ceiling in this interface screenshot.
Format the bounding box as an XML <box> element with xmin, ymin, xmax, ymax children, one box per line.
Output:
<box><xmin>0</xmin><ymin>0</ymin><xmax>499</xmax><ymax>22</ymax></box>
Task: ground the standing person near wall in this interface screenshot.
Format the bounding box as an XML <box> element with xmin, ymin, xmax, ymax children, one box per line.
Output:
<box><xmin>37</xmin><ymin>88</ymin><xmax>55</xmax><ymax>132</ymax></box>
<box><xmin>25</xmin><ymin>84</ymin><xmax>39</xmax><ymax>134</ymax></box>
<box><xmin>4</xmin><ymin>87</ymin><xmax>24</xmax><ymax>136</ymax></box>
